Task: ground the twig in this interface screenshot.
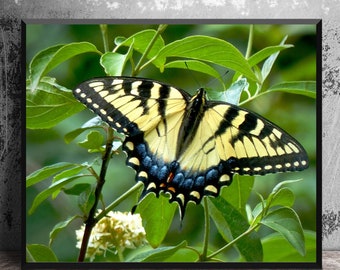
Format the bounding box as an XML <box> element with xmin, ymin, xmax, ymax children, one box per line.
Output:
<box><xmin>77</xmin><ymin>128</ymin><xmax>114</xmax><ymax>262</ymax></box>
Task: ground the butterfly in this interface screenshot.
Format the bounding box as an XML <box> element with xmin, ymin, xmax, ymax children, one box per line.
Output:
<box><xmin>73</xmin><ymin>76</ymin><xmax>309</xmax><ymax>219</ymax></box>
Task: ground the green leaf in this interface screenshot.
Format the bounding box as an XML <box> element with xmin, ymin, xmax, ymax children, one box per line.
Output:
<box><xmin>63</xmin><ymin>183</ymin><xmax>92</xmax><ymax>196</ymax></box>
<box><xmin>65</xmin><ymin>117</ymin><xmax>124</xmax><ymax>151</ymax></box>
<box><xmin>64</xmin><ymin>116</ymin><xmax>106</xmax><ymax>144</ymax></box>
<box><xmin>78</xmin><ymin>130</ymin><xmax>104</xmax><ymax>150</ymax></box>
<box><xmin>262</xmin><ymin>231</ymin><xmax>316</xmax><ymax>262</ymax></box>
<box><xmin>225</xmin><ymin>78</ymin><xmax>249</xmax><ymax>105</ymax></box>
<box><xmin>251</xmin><ymin>202</ymin><xmax>266</xmax><ymax>226</ymax></box>
<box><xmin>100</xmin><ymin>43</ymin><xmax>134</xmax><ymax>76</ymax></box>
<box><xmin>128</xmin><ymin>241</ymin><xmax>187</xmax><ymax>262</ymax></box>
<box><xmin>26</xmin><ymin>162</ymin><xmax>75</xmax><ymax>187</ymax></box>
<box><xmin>115</xmin><ymin>29</ymin><xmax>165</xmax><ymax>67</ymax></box>
<box><xmin>62</xmin><ymin>182</ymin><xmax>95</xmax><ymax>215</ymax></box>
<box><xmin>155</xmin><ymin>35</ymin><xmax>258</xmax><ymax>82</ymax></box>
<box><xmin>271</xmin><ymin>178</ymin><xmax>303</xmax><ymax>194</ymax></box>
<box><xmin>78</xmin><ymin>186</ymin><xmax>96</xmax><ymax>215</ymax></box>
<box><xmin>261</xmin><ymin>207</ymin><xmax>305</xmax><ymax>256</ymax></box>
<box><xmin>207</xmin><ymin>198</ymin><xmax>233</xmax><ymax>243</ymax></box>
<box><xmin>28</xmin><ymin>44</ymin><xmax>63</xmax><ymax>91</ymax></box>
<box><xmin>248</xmin><ymin>44</ymin><xmax>293</xmax><ymax>67</ymax></box>
<box><xmin>220</xmin><ymin>175</ymin><xmax>254</xmax><ymax>216</ymax></box>
<box><xmin>100</xmin><ymin>52</ymin><xmax>126</xmax><ymax>76</ymax></box>
<box><xmin>261</xmin><ymin>36</ymin><xmax>288</xmax><ymax>82</ymax></box>
<box><xmin>251</xmin><ymin>188</ymin><xmax>295</xmax><ymax>224</ymax></box>
<box><xmin>50</xmin><ymin>164</ymin><xmax>90</xmax><ymax>199</ymax></box>
<box><xmin>136</xmin><ymin>193</ymin><xmax>177</xmax><ymax>248</ymax></box>
<box><xmin>270</xmin><ymin>187</ymin><xmax>295</xmax><ymax>208</ymax></box>
<box><xmin>164</xmin><ymin>60</ymin><xmax>223</xmax><ymax>86</ymax></box>
<box><xmin>163</xmin><ymin>247</ymin><xmax>199</xmax><ymax>262</ymax></box>
<box><xmin>53</xmin><ymin>164</ymin><xmax>89</xmax><ymax>182</ymax></box>
<box><xmin>266</xmin><ymin>81</ymin><xmax>316</xmax><ymax>99</ymax></box>
<box><xmin>63</xmin><ymin>183</ymin><xmax>95</xmax><ymax>215</ymax></box>
<box><xmin>208</xmin><ymin>197</ymin><xmax>262</xmax><ymax>262</ymax></box>
<box><xmin>49</xmin><ymin>215</ymin><xmax>79</xmax><ymax>246</ymax></box>
<box><xmin>26</xmin><ymin>244</ymin><xmax>58</xmax><ymax>262</ymax></box>
<box><xmin>26</xmin><ymin>77</ymin><xmax>84</xmax><ymax>129</ymax></box>
<box><xmin>29</xmin><ymin>42</ymin><xmax>101</xmax><ymax>92</ymax></box>
<box><xmin>28</xmin><ymin>174</ymin><xmax>86</xmax><ymax>215</ymax></box>
<box><xmin>208</xmin><ymin>78</ymin><xmax>249</xmax><ymax>105</ymax></box>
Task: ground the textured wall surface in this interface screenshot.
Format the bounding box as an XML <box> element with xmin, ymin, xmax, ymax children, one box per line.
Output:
<box><xmin>0</xmin><ymin>0</ymin><xmax>339</xmax><ymax>256</ymax></box>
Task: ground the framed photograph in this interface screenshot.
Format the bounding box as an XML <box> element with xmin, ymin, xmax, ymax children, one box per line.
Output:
<box><xmin>25</xmin><ymin>21</ymin><xmax>320</xmax><ymax>268</ymax></box>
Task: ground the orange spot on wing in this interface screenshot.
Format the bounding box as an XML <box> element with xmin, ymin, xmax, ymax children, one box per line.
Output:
<box><xmin>167</xmin><ymin>186</ymin><xmax>176</xmax><ymax>193</ymax></box>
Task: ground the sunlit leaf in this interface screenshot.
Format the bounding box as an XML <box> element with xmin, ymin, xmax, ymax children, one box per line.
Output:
<box><xmin>26</xmin><ymin>77</ymin><xmax>84</xmax><ymax>129</ymax></box>
<box><xmin>261</xmin><ymin>207</ymin><xmax>305</xmax><ymax>256</ymax></box>
<box><xmin>155</xmin><ymin>35</ymin><xmax>258</xmax><ymax>82</ymax></box>
<box><xmin>135</xmin><ymin>193</ymin><xmax>177</xmax><ymax>248</ymax></box>
<box><xmin>208</xmin><ymin>197</ymin><xmax>263</xmax><ymax>261</ymax></box>
<box><xmin>49</xmin><ymin>215</ymin><xmax>79</xmax><ymax>246</ymax></box>
<box><xmin>128</xmin><ymin>241</ymin><xmax>187</xmax><ymax>262</ymax></box>
<box><xmin>26</xmin><ymin>244</ymin><xmax>58</xmax><ymax>262</ymax></box>
<box><xmin>29</xmin><ymin>42</ymin><xmax>101</xmax><ymax>92</ymax></box>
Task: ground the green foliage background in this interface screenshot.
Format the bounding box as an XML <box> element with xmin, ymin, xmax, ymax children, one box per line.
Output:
<box><xmin>26</xmin><ymin>24</ymin><xmax>317</xmax><ymax>262</ymax></box>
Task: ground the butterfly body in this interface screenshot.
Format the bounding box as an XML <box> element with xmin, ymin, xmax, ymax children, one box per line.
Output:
<box><xmin>74</xmin><ymin>76</ymin><xmax>309</xmax><ymax>219</ymax></box>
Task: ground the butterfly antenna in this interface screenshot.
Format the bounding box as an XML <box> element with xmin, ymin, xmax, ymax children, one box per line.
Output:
<box><xmin>208</xmin><ymin>69</ymin><xmax>229</xmax><ymax>89</ymax></box>
<box><xmin>184</xmin><ymin>61</ymin><xmax>202</xmax><ymax>89</ymax></box>
<box><xmin>185</xmin><ymin>61</ymin><xmax>229</xmax><ymax>91</ymax></box>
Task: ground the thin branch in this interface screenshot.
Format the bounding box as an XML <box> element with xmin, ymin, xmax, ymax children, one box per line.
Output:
<box><xmin>77</xmin><ymin>128</ymin><xmax>114</xmax><ymax>262</ymax></box>
<box><xmin>95</xmin><ymin>181</ymin><xmax>144</xmax><ymax>221</ymax></box>
<box><xmin>100</xmin><ymin>24</ymin><xmax>110</xmax><ymax>53</ymax></box>
<box><xmin>132</xmin><ymin>24</ymin><xmax>167</xmax><ymax>76</ymax></box>
<box><xmin>245</xmin><ymin>24</ymin><xmax>254</xmax><ymax>60</ymax></box>
<box><xmin>207</xmin><ymin>224</ymin><xmax>259</xmax><ymax>260</ymax></box>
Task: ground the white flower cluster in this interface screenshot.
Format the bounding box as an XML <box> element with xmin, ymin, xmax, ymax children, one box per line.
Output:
<box><xmin>76</xmin><ymin>210</ymin><xmax>147</xmax><ymax>261</ymax></box>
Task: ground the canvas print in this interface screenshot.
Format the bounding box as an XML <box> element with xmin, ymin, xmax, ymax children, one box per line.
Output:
<box><xmin>25</xmin><ymin>23</ymin><xmax>318</xmax><ymax>266</ymax></box>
